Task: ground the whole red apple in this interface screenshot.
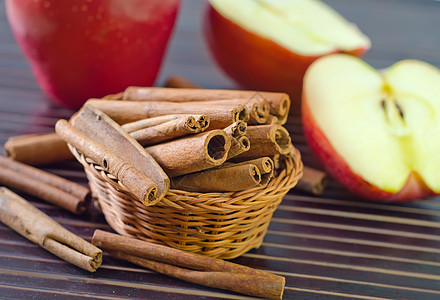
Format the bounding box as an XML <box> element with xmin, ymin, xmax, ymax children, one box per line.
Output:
<box><xmin>203</xmin><ymin>0</ymin><xmax>370</xmax><ymax>111</ymax></box>
<box><xmin>302</xmin><ymin>54</ymin><xmax>440</xmax><ymax>202</ymax></box>
<box><xmin>6</xmin><ymin>0</ymin><xmax>180</xmax><ymax>109</ymax></box>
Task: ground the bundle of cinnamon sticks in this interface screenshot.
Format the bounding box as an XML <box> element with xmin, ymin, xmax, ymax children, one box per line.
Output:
<box><xmin>53</xmin><ymin>86</ymin><xmax>301</xmax><ymax>196</ymax></box>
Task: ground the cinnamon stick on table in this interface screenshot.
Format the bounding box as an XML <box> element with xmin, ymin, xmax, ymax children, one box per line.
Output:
<box><xmin>164</xmin><ymin>75</ymin><xmax>202</xmax><ymax>89</ymax></box>
<box><xmin>0</xmin><ymin>155</ymin><xmax>90</xmax><ymax>214</ymax></box>
<box><xmin>92</xmin><ymin>230</ymin><xmax>284</xmax><ymax>300</ymax></box>
<box><xmin>4</xmin><ymin>132</ymin><xmax>73</xmax><ymax>165</ymax></box>
<box><xmin>296</xmin><ymin>166</ymin><xmax>328</xmax><ymax>195</ymax></box>
<box><xmin>0</xmin><ymin>188</ymin><xmax>102</xmax><ymax>272</ymax></box>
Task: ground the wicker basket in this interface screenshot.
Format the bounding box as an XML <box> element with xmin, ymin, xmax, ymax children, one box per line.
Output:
<box><xmin>70</xmin><ymin>145</ymin><xmax>303</xmax><ymax>259</ymax></box>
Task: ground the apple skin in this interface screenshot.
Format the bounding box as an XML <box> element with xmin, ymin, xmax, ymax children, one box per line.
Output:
<box><xmin>6</xmin><ymin>0</ymin><xmax>181</xmax><ymax>109</ymax></box>
<box><xmin>302</xmin><ymin>97</ymin><xmax>436</xmax><ymax>202</ymax></box>
<box><xmin>203</xmin><ymin>3</ymin><xmax>369</xmax><ymax>109</ymax></box>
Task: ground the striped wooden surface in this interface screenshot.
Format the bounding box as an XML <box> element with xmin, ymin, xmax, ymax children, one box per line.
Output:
<box><xmin>1</xmin><ymin>0</ymin><xmax>440</xmax><ymax>299</ymax></box>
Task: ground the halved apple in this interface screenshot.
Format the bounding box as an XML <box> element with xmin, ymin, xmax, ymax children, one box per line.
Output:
<box><xmin>302</xmin><ymin>54</ymin><xmax>440</xmax><ymax>202</ymax></box>
<box><xmin>203</xmin><ymin>0</ymin><xmax>370</xmax><ymax>109</ymax></box>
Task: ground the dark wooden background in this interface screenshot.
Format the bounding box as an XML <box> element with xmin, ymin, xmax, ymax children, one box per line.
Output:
<box><xmin>1</xmin><ymin>0</ymin><xmax>440</xmax><ymax>299</ymax></box>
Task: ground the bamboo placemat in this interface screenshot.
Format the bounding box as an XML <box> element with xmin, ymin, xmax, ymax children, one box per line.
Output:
<box><xmin>0</xmin><ymin>0</ymin><xmax>439</xmax><ymax>299</ymax></box>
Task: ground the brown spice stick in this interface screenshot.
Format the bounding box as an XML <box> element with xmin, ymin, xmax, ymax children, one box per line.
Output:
<box><xmin>4</xmin><ymin>133</ymin><xmax>73</xmax><ymax>165</ymax></box>
<box><xmin>55</xmin><ymin>120</ymin><xmax>159</xmax><ymax>206</ymax></box>
<box><xmin>122</xmin><ymin>114</ymin><xmax>208</xmax><ymax>133</ymax></box>
<box><xmin>0</xmin><ymin>188</ymin><xmax>102</xmax><ymax>272</ymax></box>
<box><xmin>296</xmin><ymin>166</ymin><xmax>328</xmax><ymax>195</ymax></box>
<box><xmin>86</xmin><ymin>99</ymin><xmax>249</xmax><ymax>128</ymax></box>
<box><xmin>122</xmin><ymin>86</ymin><xmax>290</xmax><ymax>124</ymax></box>
<box><xmin>92</xmin><ymin>230</ymin><xmax>284</xmax><ymax>300</ymax></box>
<box><xmin>165</xmin><ymin>76</ymin><xmax>278</xmax><ymax>124</ymax></box>
<box><xmin>226</xmin><ymin>136</ymin><xmax>250</xmax><ymax>160</ymax></box>
<box><xmin>70</xmin><ymin>104</ymin><xmax>170</xmax><ymax>204</ymax></box>
<box><xmin>0</xmin><ymin>156</ymin><xmax>90</xmax><ymax>214</ymax></box>
<box><xmin>227</xmin><ymin>157</ymin><xmax>274</xmax><ymax>187</ymax></box>
<box><xmin>128</xmin><ymin>116</ymin><xmax>206</xmax><ymax>147</ymax></box>
<box><xmin>164</xmin><ymin>75</ymin><xmax>202</xmax><ymax>89</ymax></box>
<box><xmin>113</xmin><ymin>251</ymin><xmax>283</xmax><ymax>300</ymax></box>
<box><xmin>175</xmin><ymin>98</ymin><xmax>269</xmax><ymax>124</ymax></box>
<box><xmin>102</xmin><ymin>92</ymin><xmax>123</xmax><ymax>100</ymax></box>
<box><xmin>145</xmin><ymin>129</ymin><xmax>231</xmax><ymax>177</ymax></box>
<box><xmin>237</xmin><ymin>124</ymin><xmax>292</xmax><ymax>158</ymax></box>
<box><xmin>223</xmin><ymin>120</ymin><xmax>247</xmax><ymax>137</ymax></box>
<box><xmin>171</xmin><ymin>163</ymin><xmax>261</xmax><ymax>192</ymax></box>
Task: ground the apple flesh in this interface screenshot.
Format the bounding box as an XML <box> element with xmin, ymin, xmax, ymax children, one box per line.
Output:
<box><xmin>6</xmin><ymin>0</ymin><xmax>180</xmax><ymax>109</ymax></box>
<box><xmin>302</xmin><ymin>54</ymin><xmax>440</xmax><ymax>202</ymax></box>
<box><xmin>203</xmin><ymin>0</ymin><xmax>370</xmax><ymax>108</ymax></box>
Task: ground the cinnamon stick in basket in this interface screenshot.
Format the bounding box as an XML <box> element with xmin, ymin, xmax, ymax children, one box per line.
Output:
<box><xmin>226</xmin><ymin>157</ymin><xmax>275</xmax><ymax>187</ymax></box>
<box><xmin>92</xmin><ymin>230</ymin><xmax>284</xmax><ymax>300</ymax></box>
<box><xmin>223</xmin><ymin>120</ymin><xmax>247</xmax><ymax>137</ymax></box>
<box><xmin>126</xmin><ymin>116</ymin><xmax>209</xmax><ymax>147</ymax></box>
<box><xmin>237</xmin><ymin>124</ymin><xmax>293</xmax><ymax>158</ymax></box>
<box><xmin>86</xmin><ymin>99</ymin><xmax>249</xmax><ymax>128</ymax></box>
<box><xmin>178</xmin><ymin>98</ymin><xmax>269</xmax><ymax>124</ymax></box>
<box><xmin>70</xmin><ymin>103</ymin><xmax>170</xmax><ymax>203</ymax></box>
<box><xmin>223</xmin><ymin>121</ymin><xmax>250</xmax><ymax>160</ymax></box>
<box><xmin>0</xmin><ymin>155</ymin><xmax>90</xmax><ymax>214</ymax></box>
<box><xmin>0</xmin><ymin>188</ymin><xmax>102</xmax><ymax>272</ymax></box>
<box><xmin>145</xmin><ymin>129</ymin><xmax>231</xmax><ymax>177</ymax></box>
<box><xmin>171</xmin><ymin>163</ymin><xmax>261</xmax><ymax>192</ymax></box>
<box><xmin>122</xmin><ymin>86</ymin><xmax>290</xmax><ymax>124</ymax></box>
<box><xmin>55</xmin><ymin>120</ymin><xmax>159</xmax><ymax>206</ymax></box>
<box><xmin>4</xmin><ymin>132</ymin><xmax>73</xmax><ymax>165</ymax></box>
<box><xmin>122</xmin><ymin>114</ymin><xmax>209</xmax><ymax>133</ymax></box>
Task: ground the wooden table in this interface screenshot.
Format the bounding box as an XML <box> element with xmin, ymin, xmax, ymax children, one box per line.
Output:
<box><xmin>1</xmin><ymin>0</ymin><xmax>440</xmax><ymax>299</ymax></box>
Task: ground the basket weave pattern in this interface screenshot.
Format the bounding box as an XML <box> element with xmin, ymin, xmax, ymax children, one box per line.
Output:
<box><xmin>71</xmin><ymin>146</ymin><xmax>303</xmax><ymax>259</ymax></box>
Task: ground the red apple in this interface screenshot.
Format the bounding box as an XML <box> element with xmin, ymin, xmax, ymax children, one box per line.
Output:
<box><xmin>203</xmin><ymin>0</ymin><xmax>370</xmax><ymax>109</ymax></box>
<box><xmin>6</xmin><ymin>0</ymin><xmax>180</xmax><ymax>109</ymax></box>
<box><xmin>302</xmin><ymin>54</ymin><xmax>440</xmax><ymax>202</ymax></box>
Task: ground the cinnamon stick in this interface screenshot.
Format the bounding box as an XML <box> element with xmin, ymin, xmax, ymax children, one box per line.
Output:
<box><xmin>144</xmin><ymin>129</ymin><xmax>231</xmax><ymax>177</ymax></box>
<box><xmin>86</xmin><ymin>99</ymin><xmax>249</xmax><ymax>128</ymax></box>
<box><xmin>171</xmin><ymin>163</ymin><xmax>261</xmax><ymax>192</ymax></box>
<box><xmin>122</xmin><ymin>86</ymin><xmax>290</xmax><ymax>124</ymax></box>
<box><xmin>237</xmin><ymin>124</ymin><xmax>293</xmax><ymax>158</ymax></box>
<box><xmin>102</xmin><ymin>92</ymin><xmax>123</xmax><ymax>100</ymax></box>
<box><xmin>92</xmin><ymin>230</ymin><xmax>284</xmax><ymax>299</ymax></box>
<box><xmin>128</xmin><ymin>117</ymin><xmax>202</xmax><ymax>146</ymax></box>
<box><xmin>174</xmin><ymin>98</ymin><xmax>269</xmax><ymax>124</ymax></box>
<box><xmin>70</xmin><ymin>103</ymin><xmax>170</xmax><ymax>203</ymax></box>
<box><xmin>296</xmin><ymin>166</ymin><xmax>328</xmax><ymax>195</ymax></box>
<box><xmin>164</xmin><ymin>75</ymin><xmax>201</xmax><ymax>89</ymax></box>
<box><xmin>122</xmin><ymin>114</ymin><xmax>208</xmax><ymax>133</ymax></box>
<box><xmin>227</xmin><ymin>157</ymin><xmax>274</xmax><ymax>187</ymax></box>
<box><xmin>0</xmin><ymin>188</ymin><xmax>102</xmax><ymax>272</ymax></box>
<box><xmin>55</xmin><ymin>120</ymin><xmax>160</xmax><ymax>206</ymax></box>
<box><xmin>0</xmin><ymin>155</ymin><xmax>90</xmax><ymax>214</ymax></box>
<box><xmin>223</xmin><ymin>120</ymin><xmax>247</xmax><ymax>137</ymax></box>
<box><xmin>4</xmin><ymin>133</ymin><xmax>73</xmax><ymax>165</ymax></box>
<box><xmin>226</xmin><ymin>136</ymin><xmax>250</xmax><ymax>160</ymax></box>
